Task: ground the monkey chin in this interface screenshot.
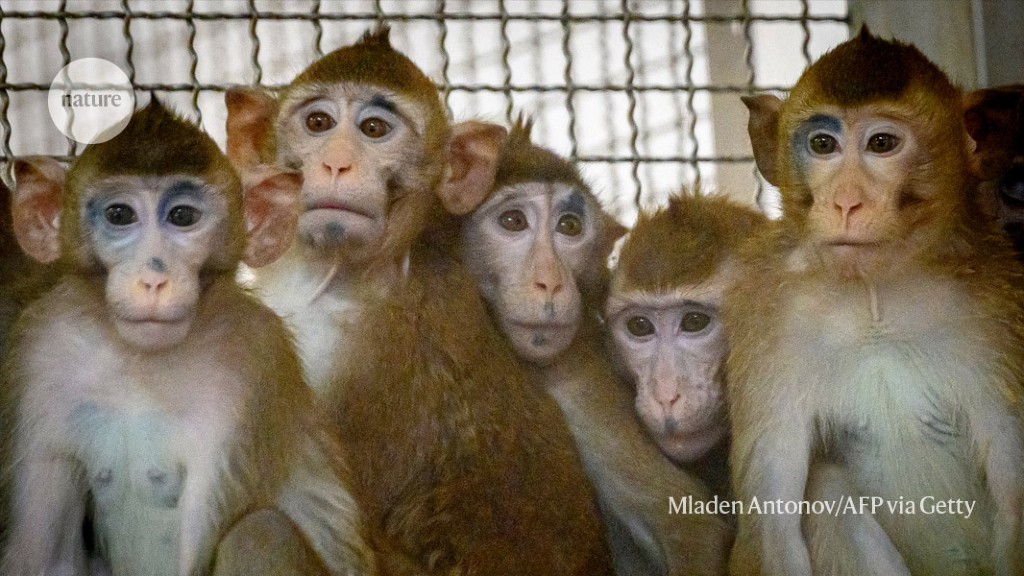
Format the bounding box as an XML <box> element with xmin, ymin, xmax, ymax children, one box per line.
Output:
<box><xmin>652</xmin><ymin>421</ymin><xmax>726</xmax><ymax>465</ymax></box>
<box><xmin>299</xmin><ymin>209</ymin><xmax>384</xmax><ymax>254</ymax></box>
<box><xmin>111</xmin><ymin>314</ymin><xmax>195</xmax><ymax>351</ymax></box>
<box><xmin>504</xmin><ymin>321</ymin><xmax>578</xmax><ymax>365</ymax></box>
<box><xmin>819</xmin><ymin>241</ymin><xmax>890</xmax><ymax>279</ymax></box>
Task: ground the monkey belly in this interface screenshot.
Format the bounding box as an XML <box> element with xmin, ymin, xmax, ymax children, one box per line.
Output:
<box><xmin>74</xmin><ymin>405</ymin><xmax>186</xmax><ymax>576</ymax></box>
<box><xmin>780</xmin><ymin>277</ymin><xmax>1000</xmax><ymax>574</ymax></box>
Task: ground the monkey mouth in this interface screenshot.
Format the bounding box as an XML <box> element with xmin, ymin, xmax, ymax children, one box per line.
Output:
<box><xmin>305</xmin><ymin>201</ymin><xmax>377</xmax><ymax>220</ymax></box>
<box><xmin>510</xmin><ymin>321</ymin><xmax>575</xmax><ymax>332</ymax></box>
<box><xmin>824</xmin><ymin>238</ymin><xmax>879</xmax><ymax>248</ymax></box>
<box><xmin>115</xmin><ymin>313</ymin><xmax>192</xmax><ymax>328</ymax></box>
<box><xmin>111</xmin><ymin>311</ymin><xmax>195</xmax><ymax>350</ymax></box>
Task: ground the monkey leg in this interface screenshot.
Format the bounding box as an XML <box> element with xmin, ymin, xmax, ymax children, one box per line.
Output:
<box><xmin>803</xmin><ymin>464</ymin><xmax>910</xmax><ymax>576</ymax></box>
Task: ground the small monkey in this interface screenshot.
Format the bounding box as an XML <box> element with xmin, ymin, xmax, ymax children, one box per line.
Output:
<box><xmin>1</xmin><ymin>102</ymin><xmax>373</xmax><ymax>576</ymax></box>
<box><xmin>460</xmin><ymin>119</ymin><xmax>735</xmax><ymax>576</ymax></box>
<box><xmin>731</xmin><ymin>29</ymin><xmax>1024</xmax><ymax>575</ymax></box>
<box><xmin>226</xmin><ymin>28</ymin><xmax>612</xmax><ymax>574</ymax></box>
<box><xmin>606</xmin><ymin>193</ymin><xmax>765</xmax><ymax>485</ymax></box>
<box><xmin>964</xmin><ymin>84</ymin><xmax>1024</xmax><ymax>258</ymax></box>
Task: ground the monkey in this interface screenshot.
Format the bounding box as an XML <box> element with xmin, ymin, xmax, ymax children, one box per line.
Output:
<box><xmin>606</xmin><ymin>192</ymin><xmax>911</xmax><ymax>575</ymax></box>
<box><xmin>0</xmin><ymin>101</ymin><xmax>374</xmax><ymax>576</ymax></box>
<box><xmin>458</xmin><ymin>118</ymin><xmax>735</xmax><ymax>576</ymax></box>
<box><xmin>224</xmin><ymin>27</ymin><xmax>613</xmax><ymax>575</ymax></box>
<box><xmin>605</xmin><ymin>192</ymin><xmax>766</xmax><ymax>492</ymax></box>
<box><xmin>730</xmin><ymin>28</ymin><xmax>1024</xmax><ymax>575</ymax></box>
<box><xmin>964</xmin><ymin>84</ymin><xmax>1024</xmax><ymax>258</ymax></box>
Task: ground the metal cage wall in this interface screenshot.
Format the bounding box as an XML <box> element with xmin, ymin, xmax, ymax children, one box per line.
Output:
<box><xmin>0</xmin><ymin>0</ymin><xmax>849</xmax><ymax>222</ymax></box>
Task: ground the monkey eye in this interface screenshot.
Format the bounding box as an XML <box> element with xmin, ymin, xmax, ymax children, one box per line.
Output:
<box><xmin>626</xmin><ymin>316</ymin><xmax>655</xmax><ymax>337</ymax></box>
<box><xmin>556</xmin><ymin>214</ymin><xmax>583</xmax><ymax>237</ymax></box>
<box><xmin>359</xmin><ymin>117</ymin><xmax>392</xmax><ymax>139</ymax></box>
<box><xmin>680</xmin><ymin>312</ymin><xmax>711</xmax><ymax>333</ymax></box>
<box><xmin>866</xmin><ymin>133</ymin><xmax>899</xmax><ymax>154</ymax></box>
<box><xmin>305</xmin><ymin>111</ymin><xmax>336</xmax><ymax>134</ymax></box>
<box><xmin>167</xmin><ymin>205</ymin><xmax>201</xmax><ymax>228</ymax></box>
<box><xmin>498</xmin><ymin>209</ymin><xmax>528</xmax><ymax>232</ymax></box>
<box><xmin>809</xmin><ymin>133</ymin><xmax>838</xmax><ymax>155</ymax></box>
<box><xmin>104</xmin><ymin>204</ymin><xmax>137</xmax><ymax>226</ymax></box>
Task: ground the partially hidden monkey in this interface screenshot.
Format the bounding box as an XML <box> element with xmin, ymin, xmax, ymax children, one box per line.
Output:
<box><xmin>606</xmin><ymin>192</ymin><xmax>909</xmax><ymax>575</ymax></box>
<box><xmin>1</xmin><ymin>101</ymin><xmax>373</xmax><ymax>576</ymax></box>
<box><xmin>605</xmin><ymin>192</ymin><xmax>766</xmax><ymax>493</ymax></box>
<box><xmin>731</xmin><ymin>29</ymin><xmax>1024</xmax><ymax>575</ymax></box>
<box><xmin>964</xmin><ymin>84</ymin><xmax>1024</xmax><ymax>258</ymax></box>
<box><xmin>225</xmin><ymin>27</ymin><xmax>613</xmax><ymax>575</ymax></box>
<box><xmin>460</xmin><ymin>119</ymin><xmax>734</xmax><ymax>576</ymax></box>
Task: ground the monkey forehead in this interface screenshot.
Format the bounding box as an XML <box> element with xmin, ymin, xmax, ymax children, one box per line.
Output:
<box><xmin>285</xmin><ymin>28</ymin><xmax>441</xmax><ymax>116</ymax></box>
<box><xmin>788</xmin><ymin>28</ymin><xmax>958</xmax><ymax>111</ymax></box>
<box><xmin>481</xmin><ymin>180</ymin><xmax>595</xmax><ymax>212</ymax></box>
<box><xmin>279</xmin><ymin>83</ymin><xmax>430</xmax><ymax>137</ymax></box>
<box><xmin>79</xmin><ymin>175</ymin><xmax>228</xmax><ymax>208</ymax></box>
<box><xmin>605</xmin><ymin>285</ymin><xmax>723</xmax><ymax>318</ymax></box>
<box><xmin>785</xmin><ymin>101</ymin><xmax>924</xmax><ymax>133</ymax></box>
<box><xmin>608</xmin><ymin>267</ymin><xmax>731</xmax><ymax>313</ymax></box>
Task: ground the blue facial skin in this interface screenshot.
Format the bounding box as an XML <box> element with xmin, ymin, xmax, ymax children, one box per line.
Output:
<box><xmin>158</xmin><ymin>181</ymin><xmax>205</xmax><ymax>224</ymax></box>
<box><xmin>368</xmin><ymin>94</ymin><xmax>398</xmax><ymax>114</ymax></box>
<box><xmin>324</xmin><ymin>222</ymin><xmax>346</xmax><ymax>243</ymax></box>
<box><xmin>556</xmin><ymin>190</ymin><xmax>587</xmax><ymax>221</ymax></box>
<box><xmin>87</xmin><ymin>180</ymin><xmax>211</xmax><ymax>263</ymax></box>
<box><xmin>790</xmin><ymin>114</ymin><xmax>843</xmax><ymax>176</ymax></box>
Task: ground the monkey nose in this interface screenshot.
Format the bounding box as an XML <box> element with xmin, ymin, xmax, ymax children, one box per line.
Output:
<box><xmin>322</xmin><ymin>160</ymin><xmax>352</xmax><ymax>179</ymax></box>
<box><xmin>138</xmin><ymin>273</ymin><xmax>169</xmax><ymax>295</ymax></box>
<box><xmin>535</xmin><ymin>278</ymin><xmax>564</xmax><ymax>297</ymax></box>
<box><xmin>659</xmin><ymin>393</ymin><xmax>682</xmax><ymax>413</ymax></box>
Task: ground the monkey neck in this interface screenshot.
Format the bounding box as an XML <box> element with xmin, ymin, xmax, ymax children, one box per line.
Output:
<box><xmin>253</xmin><ymin>240</ymin><xmax>399</xmax><ymax>308</ymax></box>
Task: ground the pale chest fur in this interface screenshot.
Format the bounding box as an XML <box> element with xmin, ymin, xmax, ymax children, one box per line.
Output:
<box><xmin>281</xmin><ymin>293</ymin><xmax>363</xmax><ymax>397</ymax></box>
<box><xmin>249</xmin><ymin>254</ymin><xmax>365</xmax><ymax>397</ymax></box>
<box><xmin>771</xmin><ymin>274</ymin><xmax>1000</xmax><ymax>501</ymax></box>
<box><xmin>777</xmin><ymin>275</ymin><xmax>993</xmax><ymax>434</ymax></box>
<box><xmin>17</xmin><ymin>307</ymin><xmax>244</xmax><ymax>576</ymax></box>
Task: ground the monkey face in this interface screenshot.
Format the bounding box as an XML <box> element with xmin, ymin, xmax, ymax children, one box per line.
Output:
<box><xmin>83</xmin><ymin>175</ymin><xmax>229</xmax><ymax>350</ymax></box>
<box><xmin>605</xmin><ymin>287</ymin><xmax>728</xmax><ymax>464</ymax></box>
<box><xmin>964</xmin><ymin>85</ymin><xmax>1024</xmax><ymax>245</ymax></box>
<box><xmin>462</xmin><ymin>181</ymin><xmax>608</xmax><ymax>365</ymax></box>
<box><xmin>789</xmin><ymin>106</ymin><xmax>931</xmax><ymax>278</ymax></box>
<box><xmin>276</xmin><ymin>82</ymin><xmax>430</xmax><ymax>261</ymax></box>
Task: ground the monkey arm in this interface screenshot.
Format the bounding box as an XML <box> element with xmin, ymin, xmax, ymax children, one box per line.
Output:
<box><xmin>965</xmin><ymin>382</ymin><xmax>1024</xmax><ymax>575</ymax></box>
<box><xmin>544</xmin><ymin>334</ymin><xmax>732</xmax><ymax>576</ymax></box>
<box><xmin>729</xmin><ymin>403</ymin><xmax>813</xmax><ymax>576</ymax></box>
<box><xmin>2</xmin><ymin>452</ymin><xmax>89</xmax><ymax>575</ymax></box>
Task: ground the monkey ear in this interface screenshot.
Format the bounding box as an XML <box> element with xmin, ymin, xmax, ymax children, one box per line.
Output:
<box><xmin>225</xmin><ymin>88</ymin><xmax>279</xmax><ymax>170</ymax></box>
<box><xmin>240</xmin><ymin>164</ymin><xmax>303</xmax><ymax>268</ymax></box>
<box><xmin>438</xmin><ymin>121</ymin><xmax>508</xmax><ymax>215</ymax></box>
<box><xmin>741</xmin><ymin>94</ymin><xmax>783</xmax><ymax>186</ymax></box>
<box><xmin>11</xmin><ymin>157</ymin><xmax>65</xmax><ymax>264</ymax></box>
<box><xmin>602</xmin><ymin>212</ymin><xmax>627</xmax><ymax>243</ymax></box>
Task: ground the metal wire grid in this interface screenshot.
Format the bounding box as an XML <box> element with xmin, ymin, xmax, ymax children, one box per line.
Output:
<box><xmin>0</xmin><ymin>0</ymin><xmax>849</xmax><ymax>221</ymax></box>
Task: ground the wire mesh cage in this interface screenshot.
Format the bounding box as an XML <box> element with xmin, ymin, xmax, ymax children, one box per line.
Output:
<box><xmin>0</xmin><ymin>0</ymin><xmax>850</xmax><ymax>222</ymax></box>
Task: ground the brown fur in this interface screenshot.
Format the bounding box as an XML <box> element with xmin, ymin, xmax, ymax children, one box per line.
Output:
<box><xmin>964</xmin><ymin>84</ymin><xmax>1024</xmax><ymax>258</ymax></box>
<box><xmin>616</xmin><ymin>193</ymin><xmax>767</xmax><ymax>293</ymax></box>
<box><xmin>227</xmin><ymin>28</ymin><xmax>612</xmax><ymax>575</ymax></box>
<box><xmin>731</xmin><ymin>30</ymin><xmax>1024</xmax><ymax>576</ymax></box>
<box><xmin>462</xmin><ymin>127</ymin><xmax>734</xmax><ymax>575</ymax></box>
<box><xmin>1</xmin><ymin>103</ymin><xmax>372</xmax><ymax>575</ymax></box>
